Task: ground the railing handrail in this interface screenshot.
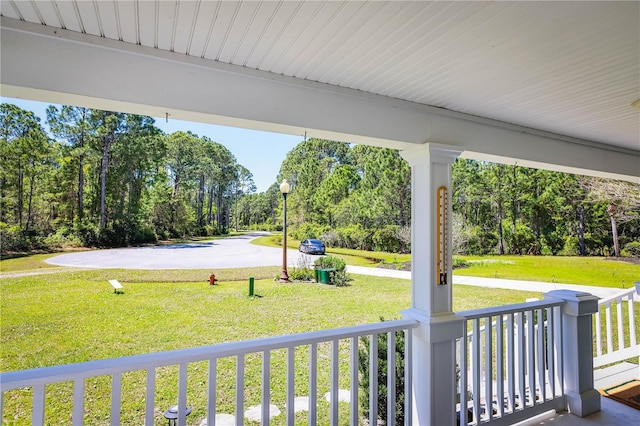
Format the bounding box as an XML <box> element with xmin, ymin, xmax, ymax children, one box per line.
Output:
<box><xmin>458</xmin><ymin>298</ymin><xmax>564</xmax><ymax>320</ymax></box>
<box><xmin>0</xmin><ymin>318</ymin><xmax>418</xmax><ymax>391</ymax></box>
<box><xmin>597</xmin><ymin>286</ymin><xmax>637</xmax><ymax>305</ymax></box>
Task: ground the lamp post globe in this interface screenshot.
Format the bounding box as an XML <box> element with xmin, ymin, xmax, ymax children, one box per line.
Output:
<box><xmin>280</xmin><ymin>179</ymin><xmax>290</xmax><ymax>282</ymax></box>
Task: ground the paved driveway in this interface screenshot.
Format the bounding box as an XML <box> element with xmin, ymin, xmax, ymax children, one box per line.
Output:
<box><xmin>46</xmin><ymin>232</ymin><xmax>315</xmax><ymax>269</ymax></box>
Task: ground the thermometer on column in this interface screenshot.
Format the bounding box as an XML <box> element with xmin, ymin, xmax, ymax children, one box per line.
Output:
<box><xmin>437</xmin><ymin>186</ymin><xmax>448</xmax><ymax>285</ymax></box>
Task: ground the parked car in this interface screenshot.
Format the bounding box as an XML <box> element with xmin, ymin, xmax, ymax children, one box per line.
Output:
<box><xmin>299</xmin><ymin>239</ymin><xmax>326</xmax><ymax>255</ymax></box>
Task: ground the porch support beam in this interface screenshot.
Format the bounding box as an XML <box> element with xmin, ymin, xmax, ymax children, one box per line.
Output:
<box><xmin>401</xmin><ymin>144</ymin><xmax>465</xmax><ymax>426</ymax></box>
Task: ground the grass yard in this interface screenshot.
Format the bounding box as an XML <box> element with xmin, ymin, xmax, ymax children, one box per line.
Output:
<box><xmin>456</xmin><ymin>256</ymin><xmax>640</xmax><ymax>288</ymax></box>
<box><xmin>1</xmin><ymin>267</ymin><xmax>542</xmax><ymax>425</ymax></box>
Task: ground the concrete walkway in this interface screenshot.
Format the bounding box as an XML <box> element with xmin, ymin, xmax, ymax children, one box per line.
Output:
<box><xmin>345</xmin><ymin>265</ymin><xmax>639</xmax><ymax>301</ymax></box>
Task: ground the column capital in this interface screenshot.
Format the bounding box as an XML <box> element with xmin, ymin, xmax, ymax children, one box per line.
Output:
<box><xmin>400</xmin><ymin>143</ymin><xmax>463</xmax><ymax>166</ymax></box>
<box><xmin>544</xmin><ymin>290</ymin><xmax>599</xmax><ymax>316</ymax></box>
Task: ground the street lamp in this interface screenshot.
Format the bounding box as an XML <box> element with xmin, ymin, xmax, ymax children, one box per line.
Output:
<box><xmin>279</xmin><ymin>179</ymin><xmax>291</xmax><ymax>282</ymax></box>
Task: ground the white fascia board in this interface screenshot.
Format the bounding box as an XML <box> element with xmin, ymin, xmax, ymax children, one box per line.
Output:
<box><xmin>2</xmin><ymin>18</ymin><xmax>638</xmax><ymax>182</ymax></box>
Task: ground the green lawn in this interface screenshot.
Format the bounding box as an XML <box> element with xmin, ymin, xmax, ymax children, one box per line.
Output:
<box><xmin>1</xmin><ymin>267</ymin><xmax>542</xmax><ymax>425</ymax></box>
<box><xmin>455</xmin><ymin>256</ymin><xmax>640</xmax><ymax>288</ymax></box>
<box><xmin>2</xmin><ymin>247</ymin><xmax>639</xmax><ymax>425</ymax></box>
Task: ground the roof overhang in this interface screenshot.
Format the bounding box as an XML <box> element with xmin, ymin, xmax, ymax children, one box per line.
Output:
<box><xmin>1</xmin><ymin>12</ymin><xmax>638</xmax><ymax>182</ymax></box>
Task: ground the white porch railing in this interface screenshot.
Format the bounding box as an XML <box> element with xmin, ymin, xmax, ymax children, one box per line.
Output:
<box><xmin>456</xmin><ymin>299</ymin><xmax>566</xmax><ymax>426</ymax></box>
<box><xmin>1</xmin><ymin>319</ymin><xmax>417</xmax><ymax>426</ymax></box>
<box><xmin>593</xmin><ymin>283</ymin><xmax>640</xmax><ymax>368</ymax></box>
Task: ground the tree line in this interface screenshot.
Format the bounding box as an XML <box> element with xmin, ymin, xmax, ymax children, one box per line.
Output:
<box><xmin>2</xmin><ymin>103</ymin><xmax>638</xmax><ymax>257</ymax></box>
<box><xmin>1</xmin><ymin>103</ymin><xmax>255</xmax><ymax>252</ymax></box>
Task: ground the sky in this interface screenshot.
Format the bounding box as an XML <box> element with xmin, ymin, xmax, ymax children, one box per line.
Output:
<box><xmin>1</xmin><ymin>97</ymin><xmax>303</xmax><ymax>193</ymax></box>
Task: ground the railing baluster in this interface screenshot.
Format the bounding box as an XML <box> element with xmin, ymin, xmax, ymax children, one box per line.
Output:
<box><xmin>331</xmin><ymin>340</ymin><xmax>339</xmax><ymax>426</ymax></box>
<box><xmin>178</xmin><ymin>362</ymin><xmax>188</xmax><ymax>426</ymax></box>
<box><xmin>369</xmin><ymin>333</ymin><xmax>378</xmax><ymax>426</ymax></box>
<box><xmin>287</xmin><ymin>346</ymin><xmax>295</xmax><ymax>426</ymax></box>
<box><xmin>496</xmin><ymin>314</ymin><xmax>504</xmax><ymax>418</ymax></box>
<box><xmin>387</xmin><ymin>331</ymin><xmax>396</xmax><ymax>426</ymax></box>
<box><xmin>111</xmin><ymin>373</ymin><xmax>122</xmax><ymax>426</ymax></box>
<box><xmin>555</xmin><ymin>306</ymin><xmax>564</xmax><ymax>395</ymax></box>
<box><xmin>73</xmin><ymin>379</ymin><xmax>84</xmax><ymax>426</ymax></box>
<box><xmin>460</xmin><ymin>323</ymin><xmax>468</xmax><ymax>426</ymax></box>
<box><xmin>350</xmin><ymin>337</ymin><xmax>359</xmax><ymax>426</ymax></box>
<box><xmin>506</xmin><ymin>313</ymin><xmax>514</xmax><ymax>413</ymax></box>
<box><xmin>546</xmin><ymin>308</ymin><xmax>555</xmax><ymax>398</ymax></box>
<box><xmin>605</xmin><ymin>302</ymin><xmax>613</xmax><ymax>354</ymax></box>
<box><xmin>309</xmin><ymin>343</ymin><xmax>317</xmax><ymax>426</ymax></box>
<box><xmin>536</xmin><ymin>309</ymin><xmax>546</xmax><ymax>402</ymax></box>
<box><xmin>33</xmin><ymin>383</ymin><xmax>45</xmax><ymax>425</ymax></box>
<box><xmin>262</xmin><ymin>351</ymin><xmax>270</xmax><ymax>426</ymax></box>
<box><xmin>526</xmin><ymin>310</ymin><xmax>535</xmax><ymax>407</ymax></box>
<box><xmin>629</xmin><ymin>296</ymin><xmax>637</xmax><ymax>347</ymax></box>
<box><xmin>146</xmin><ymin>368</ymin><xmax>155</xmax><ymax>426</ymax></box>
<box><xmin>516</xmin><ymin>312</ymin><xmax>525</xmax><ymax>409</ymax></box>
<box><xmin>616</xmin><ymin>298</ymin><xmax>625</xmax><ymax>351</ymax></box>
<box><xmin>485</xmin><ymin>316</ymin><xmax>493</xmax><ymax>421</ymax></box>
<box><xmin>404</xmin><ymin>328</ymin><xmax>412</xmax><ymax>426</ymax></box>
<box><xmin>208</xmin><ymin>358</ymin><xmax>217</xmax><ymax>426</ymax></box>
<box><xmin>236</xmin><ymin>355</ymin><xmax>245</xmax><ymax>425</ymax></box>
<box><xmin>472</xmin><ymin>318</ymin><xmax>480</xmax><ymax>422</ymax></box>
<box><xmin>595</xmin><ymin>307</ymin><xmax>603</xmax><ymax>356</ymax></box>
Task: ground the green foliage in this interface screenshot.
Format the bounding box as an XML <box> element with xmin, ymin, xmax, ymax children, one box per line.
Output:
<box><xmin>466</xmin><ymin>226</ymin><xmax>498</xmax><ymax>255</ymax></box>
<box><xmin>622</xmin><ymin>241</ymin><xmax>640</xmax><ymax>257</ymax></box>
<box><xmin>358</xmin><ymin>320</ymin><xmax>405</xmax><ymax>426</ymax></box>
<box><xmin>314</xmin><ymin>255</ymin><xmax>346</xmax><ymax>272</ymax></box>
<box><xmin>372</xmin><ymin>225</ymin><xmax>410</xmax><ymax>254</ymax></box>
<box><xmin>288</xmin><ymin>255</ymin><xmax>315</xmax><ymax>281</ymax></box>
<box><xmin>291</xmin><ymin>222</ymin><xmax>328</xmax><ymax>241</ymax></box>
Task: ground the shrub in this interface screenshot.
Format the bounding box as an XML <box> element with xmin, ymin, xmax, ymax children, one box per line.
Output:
<box><xmin>330</xmin><ymin>269</ymin><xmax>352</xmax><ymax>287</ymax></box>
<box><xmin>334</xmin><ymin>224</ymin><xmax>373</xmax><ymax>251</ymax></box>
<box><xmin>314</xmin><ymin>255</ymin><xmax>346</xmax><ymax>272</ymax></box>
<box><xmin>622</xmin><ymin>241</ymin><xmax>640</xmax><ymax>257</ymax></box>
<box><xmin>288</xmin><ymin>255</ymin><xmax>315</xmax><ymax>281</ymax></box>
<box><xmin>359</xmin><ymin>319</ymin><xmax>405</xmax><ymax>426</ymax></box>
<box><xmin>291</xmin><ymin>222</ymin><xmax>328</xmax><ymax>241</ymax></box>
<box><xmin>542</xmin><ymin>231</ymin><xmax>565</xmax><ymax>256</ymax></box>
<box><xmin>467</xmin><ymin>226</ymin><xmax>498</xmax><ymax>255</ymax></box>
<box><xmin>372</xmin><ymin>225</ymin><xmax>404</xmax><ymax>253</ymax></box>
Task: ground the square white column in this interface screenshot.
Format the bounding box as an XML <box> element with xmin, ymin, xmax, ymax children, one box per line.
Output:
<box><xmin>401</xmin><ymin>143</ymin><xmax>465</xmax><ymax>425</ymax></box>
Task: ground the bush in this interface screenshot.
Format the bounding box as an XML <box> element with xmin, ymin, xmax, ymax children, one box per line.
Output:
<box><xmin>329</xmin><ymin>269</ymin><xmax>352</xmax><ymax>287</ymax></box>
<box><xmin>291</xmin><ymin>222</ymin><xmax>328</xmax><ymax>241</ymax></box>
<box><xmin>467</xmin><ymin>226</ymin><xmax>498</xmax><ymax>255</ymax></box>
<box><xmin>542</xmin><ymin>231</ymin><xmax>565</xmax><ymax>256</ymax></box>
<box><xmin>314</xmin><ymin>255</ymin><xmax>346</xmax><ymax>272</ymax></box>
<box><xmin>288</xmin><ymin>255</ymin><xmax>315</xmax><ymax>281</ymax></box>
<box><xmin>622</xmin><ymin>241</ymin><xmax>640</xmax><ymax>257</ymax></box>
<box><xmin>372</xmin><ymin>225</ymin><xmax>411</xmax><ymax>253</ymax></box>
<box><xmin>0</xmin><ymin>223</ymin><xmax>29</xmax><ymax>253</ymax></box>
<box><xmin>334</xmin><ymin>224</ymin><xmax>373</xmax><ymax>251</ymax></box>
<box><xmin>359</xmin><ymin>319</ymin><xmax>405</xmax><ymax>426</ymax></box>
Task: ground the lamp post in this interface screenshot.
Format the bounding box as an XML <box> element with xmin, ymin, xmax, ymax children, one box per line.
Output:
<box><xmin>280</xmin><ymin>179</ymin><xmax>290</xmax><ymax>282</ymax></box>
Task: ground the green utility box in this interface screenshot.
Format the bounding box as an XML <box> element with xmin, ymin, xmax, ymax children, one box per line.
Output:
<box><xmin>317</xmin><ymin>268</ymin><xmax>335</xmax><ymax>284</ymax></box>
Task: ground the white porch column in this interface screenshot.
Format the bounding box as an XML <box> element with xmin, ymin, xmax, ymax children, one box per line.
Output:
<box><xmin>400</xmin><ymin>143</ymin><xmax>465</xmax><ymax>425</ymax></box>
<box><xmin>544</xmin><ymin>290</ymin><xmax>601</xmax><ymax>417</ymax></box>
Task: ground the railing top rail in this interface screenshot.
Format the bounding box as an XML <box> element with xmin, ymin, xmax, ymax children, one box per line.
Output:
<box><xmin>597</xmin><ymin>287</ymin><xmax>637</xmax><ymax>305</ymax></box>
<box><xmin>457</xmin><ymin>299</ymin><xmax>564</xmax><ymax>320</ymax></box>
<box><xmin>0</xmin><ymin>318</ymin><xmax>417</xmax><ymax>390</ymax></box>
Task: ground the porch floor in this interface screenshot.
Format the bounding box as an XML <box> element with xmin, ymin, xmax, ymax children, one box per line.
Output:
<box><xmin>517</xmin><ymin>362</ymin><xmax>639</xmax><ymax>425</ymax></box>
<box><xmin>516</xmin><ymin>396</ymin><xmax>639</xmax><ymax>425</ymax></box>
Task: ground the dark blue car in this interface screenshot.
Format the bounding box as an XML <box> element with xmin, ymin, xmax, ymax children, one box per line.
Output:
<box><xmin>299</xmin><ymin>239</ymin><xmax>326</xmax><ymax>255</ymax></box>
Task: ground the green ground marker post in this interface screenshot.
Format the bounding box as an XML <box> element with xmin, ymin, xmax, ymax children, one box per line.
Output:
<box><xmin>249</xmin><ymin>277</ymin><xmax>254</xmax><ymax>297</ymax></box>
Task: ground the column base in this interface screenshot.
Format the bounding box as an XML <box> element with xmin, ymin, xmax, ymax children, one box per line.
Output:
<box><xmin>566</xmin><ymin>389</ymin><xmax>601</xmax><ymax>417</ymax></box>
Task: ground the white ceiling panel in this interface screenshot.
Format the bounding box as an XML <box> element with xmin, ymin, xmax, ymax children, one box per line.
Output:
<box><xmin>1</xmin><ymin>0</ymin><xmax>638</xmax><ymax>152</ymax></box>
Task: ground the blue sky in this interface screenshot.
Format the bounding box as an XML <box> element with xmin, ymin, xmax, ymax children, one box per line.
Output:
<box><xmin>1</xmin><ymin>97</ymin><xmax>303</xmax><ymax>193</ymax></box>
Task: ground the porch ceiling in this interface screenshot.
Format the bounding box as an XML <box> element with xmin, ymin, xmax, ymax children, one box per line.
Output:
<box><xmin>1</xmin><ymin>1</ymin><xmax>639</xmax><ymax>179</ymax></box>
